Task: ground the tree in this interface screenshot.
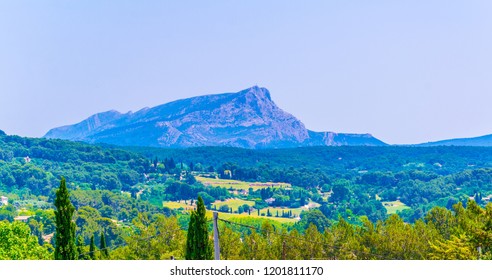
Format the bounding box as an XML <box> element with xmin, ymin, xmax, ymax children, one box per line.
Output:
<box><xmin>54</xmin><ymin>177</ymin><xmax>77</xmax><ymax>260</ymax></box>
<box><xmin>89</xmin><ymin>234</ymin><xmax>96</xmax><ymax>260</ymax></box>
<box><xmin>219</xmin><ymin>225</ymin><xmax>241</xmax><ymax>260</ymax></box>
<box><xmin>185</xmin><ymin>195</ymin><xmax>212</xmax><ymax>260</ymax></box>
<box><xmin>76</xmin><ymin>235</ymin><xmax>88</xmax><ymax>260</ymax></box>
<box><xmin>185</xmin><ymin>212</ymin><xmax>196</xmax><ymax>260</ymax></box>
<box><xmin>0</xmin><ymin>221</ymin><xmax>52</xmax><ymax>260</ymax></box>
<box><xmin>100</xmin><ymin>232</ymin><xmax>109</xmax><ymax>259</ymax></box>
<box><xmin>429</xmin><ymin>234</ymin><xmax>477</xmax><ymax>260</ymax></box>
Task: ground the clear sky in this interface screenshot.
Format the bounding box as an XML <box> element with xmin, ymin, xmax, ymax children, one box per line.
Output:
<box><xmin>1</xmin><ymin>1</ymin><xmax>491</xmax><ymax>144</ymax></box>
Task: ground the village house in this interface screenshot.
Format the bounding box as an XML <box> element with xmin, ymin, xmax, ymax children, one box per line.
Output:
<box><xmin>14</xmin><ymin>216</ymin><xmax>31</xmax><ymax>223</ymax></box>
<box><xmin>0</xmin><ymin>196</ymin><xmax>8</xmax><ymax>206</ymax></box>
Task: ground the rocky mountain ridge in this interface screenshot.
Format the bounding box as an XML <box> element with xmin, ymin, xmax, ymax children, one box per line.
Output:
<box><xmin>44</xmin><ymin>86</ymin><xmax>387</xmax><ymax>148</ymax></box>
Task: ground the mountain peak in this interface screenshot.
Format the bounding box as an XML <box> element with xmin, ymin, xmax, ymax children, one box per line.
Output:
<box><xmin>44</xmin><ymin>87</ymin><xmax>386</xmax><ymax>148</ymax></box>
<box><xmin>239</xmin><ymin>85</ymin><xmax>272</xmax><ymax>101</ymax></box>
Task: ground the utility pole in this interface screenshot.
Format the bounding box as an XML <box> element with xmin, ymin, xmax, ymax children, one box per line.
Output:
<box><xmin>213</xmin><ymin>211</ymin><xmax>220</xmax><ymax>260</ymax></box>
<box><xmin>282</xmin><ymin>240</ymin><xmax>286</xmax><ymax>260</ymax></box>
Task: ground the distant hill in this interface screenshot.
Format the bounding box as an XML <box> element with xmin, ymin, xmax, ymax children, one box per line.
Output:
<box><xmin>44</xmin><ymin>86</ymin><xmax>386</xmax><ymax>148</ymax></box>
<box><xmin>418</xmin><ymin>134</ymin><xmax>492</xmax><ymax>147</ymax></box>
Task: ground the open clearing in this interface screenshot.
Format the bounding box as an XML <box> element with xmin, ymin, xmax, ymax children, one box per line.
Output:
<box><xmin>212</xmin><ymin>198</ymin><xmax>255</xmax><ymax>211</ymax></box>
<box><xmin>382</xmin><ymin>200</ymin><xmax>411</xmax><ymax>214</ymax></box>
<box><xmin>163</xmin><ymin>200</ymin><xmax>195</xmax><ymax>210</ymax></box>
<box><xmin>164</xmin><ymin>198</ymin><xmax>318</xmax><ymax>224</ymax></box>
<box><xmin>195</xmin><ymin>176</ymin><xmax>291</xmax><ymax>191</ymax></box>
<box><xmin>206</xmin><ymin>211</ymin><xmax>296</xmax><ymax>224</ymax></box>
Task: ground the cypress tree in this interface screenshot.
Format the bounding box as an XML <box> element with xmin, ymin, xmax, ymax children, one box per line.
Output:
<box><xmin>185</xmin><ymin>196</ymin><xmax>212</xmax><ymax>260</ymax></box>
<box><xmin>89</xmin><ymin>234</ymin><xmax>96</xmax><ymax>260</ymax></box>
<box><xmin>185</xmin><ymin>212</ymin><xmax>196</xmax><ymax>259</ymax></box>
<box><xmin>54</xmin><ymin>177</ymin><xmax>77</xmax><ymax>260</ymax></box>
<box><xmin>76</xmin><ymin>236</ymin><xmax>86</xmax><ymax>260</ymax></box>
<box><xmin>100</xmin><ymin>232</ymin><xmax>109</xmax><ymax>259</ymax></box>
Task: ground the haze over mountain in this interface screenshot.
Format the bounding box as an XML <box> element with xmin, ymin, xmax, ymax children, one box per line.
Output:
<box><xmin>418</xmin><ymin>134</ymin><xmax>492</xmax><ymax>147</ymax></box>
<box><xmin>44</xmin><ymin>86</ymin><xmax>386</xmax><ymax>148</ymax></box>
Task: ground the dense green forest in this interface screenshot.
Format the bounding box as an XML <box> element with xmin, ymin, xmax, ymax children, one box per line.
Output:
<box><xmin>128</xmin><ymin>145</ymin><xmax>492</xmax><ymax>222</ymax></box>
<box><xmin>0</xmin><ymin>133</ymin><xmax>492</xmax><ymax>259</ymax></box>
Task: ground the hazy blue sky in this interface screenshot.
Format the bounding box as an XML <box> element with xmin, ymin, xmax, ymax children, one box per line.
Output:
<box><xmin>1</xmin><ymin>1</ymin><xmax>491</xmax><ymax>144</ymax></box>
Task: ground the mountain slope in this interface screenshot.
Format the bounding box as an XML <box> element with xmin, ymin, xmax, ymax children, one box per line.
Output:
<box><xmin>418</xmin><ymin>134</ymin><xmax>492</xmax><ymax>147</ymax></box>
<box><xmin>45</xmin><ymin>86</ymin><xmax>386</xmax><ymax>148</ymax></box>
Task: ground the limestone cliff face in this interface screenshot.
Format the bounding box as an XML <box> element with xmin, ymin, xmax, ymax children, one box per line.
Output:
<box><xmin>44</xmin><ymin>86</ymin><xmax>386</xmax><ymax>148</ymax></box>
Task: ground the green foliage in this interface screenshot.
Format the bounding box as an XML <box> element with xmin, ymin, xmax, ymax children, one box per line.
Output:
<box><xmin>54</xmin><ymin>177</ymin><xmax>77</xmax><ymax>260</ymax></box>
<box><xmin>89</xmin><ymin>234</ymin><xmax>96</xmax><ymax>260</ymax></box>
<box><xmin>0</xmin><ymin>221</ymin><xmax>52</xmax><ymax>260</ymax></box>
<box><xmin>111</xmin><ymin>214</ymin><xmax>185</xmax><ymax>260</ymax></box>
<box><xmin>0</xmin><ymin>135</ymin><xmax>148</xmax><ymax>196</ymax></box>
<box><xmin>296</xmin><ymin>209</ymin><xmax>331</xmax><ymax>233</ymax></box>
<box><xmin>100</xmin><ymin>232</ymin><xmax>109</xmax><ymax>259</ymax></box>
<box><xmin>185</xmin><ymin>196</ymin><xmax>212</xmax><ymax>260</ymax></box>
<box><xmin>76</xmin><ymin>235</ymin><xmax>89</xmax><ymax>260</ymax></box>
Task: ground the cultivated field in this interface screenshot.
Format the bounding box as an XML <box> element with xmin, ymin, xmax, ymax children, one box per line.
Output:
<box><xmin>195</xmin><ymin>176</ymin><xmax>291</xmax><ymax>191</ymax></box>
<box><xmin>212</xmin><ymin>198</ymin><xmax>255</xmax><ymax>211</ymax></box>
<box><xmin>164</xmin><ymin>198</ymin><xmax>320</xmax><ymax>224</ymax></box>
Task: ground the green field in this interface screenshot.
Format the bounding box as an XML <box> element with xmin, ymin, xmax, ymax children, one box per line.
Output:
<box><xmin>195</xmin><ymin>176</ymin><xmax>291</xmax><ymax>191</ymax></box>
<box><xmin>382</xmin><ymin>200</ymin><xmax>411</xmax><ymax>214</ymax></box>
<box><xmin>257</xmin><ymin>202</ymin><xmax>320</xmax><ymax>218</ymax></box>
<box><xmin>163</xmin><ymin>200</ymin><xmax>195</xmax><ymax>210</ymax></box>
<box><xmin>206</xmin><ymin>211</ymin><xmax>296</xmax><ymax>224</ymax></box>
<box><xmin>213</xmin><ymin>199</ymin><xmax>320</xmax><ymax>220</ymax></box>
<box><xmin>164</xmin><ymin>198</ymin><xmax>315</xmax><ymax>224</ymax></box>
<box><xmin>212</xmin><ymin>198</ymin><xmax>255</xmax><ymax>211</ymax></box>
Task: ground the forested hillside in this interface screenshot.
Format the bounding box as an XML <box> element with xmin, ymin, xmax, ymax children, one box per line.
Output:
<box><xmin>128</xmin><ymin>145</ymin><xmax>492</xmax><ymax>222</ymax></box>
<box><xmin>0</xmin><ymin>133</ymin><xmax>491</xmax><ymax>260</ymax></box>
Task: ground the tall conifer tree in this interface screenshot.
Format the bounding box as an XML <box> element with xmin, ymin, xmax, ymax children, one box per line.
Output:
<box><xmin>185</xmin><ymin>196</ymin><xmax>212</xmax><ymax>260</ymax></box>
<box><xmin>100</xmin><ymin>232</ymin><xmax>109</xmax><ymax>259</ymax></box>
<box><xmin>76</xmin><ymin>236</ymin><xmax>86</xmax><ymax>260</ymax></box>
<box><xmin>54</xmin><ymin>177</ymin><xmax>77</xmax><ymax>260</ymax></box>
<box><xmin>185</xmin><ymin>212</ymin><xmax>196</xmax><ymax>259</ymax></box>
<box><xmin>89</xmin><ymin>234</ymin><xmax>96</xmax><ymax>260</ymax></box>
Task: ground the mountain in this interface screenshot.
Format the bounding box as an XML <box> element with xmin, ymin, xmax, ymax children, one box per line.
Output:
<box><xmin>418</xmin><ymin>134</ymin><xmax>492</xmax><ymax>147</ymax></box>
<box><xmin>44</xmin><ymin>86</ymin><xmax>386</xmax><ymax>148</ymax></box>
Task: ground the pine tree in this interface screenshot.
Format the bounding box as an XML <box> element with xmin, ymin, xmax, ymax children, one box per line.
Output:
<box><xmin>185</xmin><ymin>196</ymin><xmax>212</xmax><ymax>260</ymax></box>
<box><xmin>54</xmin><ymin>177</ymin><xmax>77</xmax><ymax>260</ymax></box>
<box><xmin>100</xmin><ymin>232</ymin><xmax>109</xmax><ymax>259</ymax></box>
<box><xmin>89</xmin><ymin>234</ymin><xmax>96</xmax><ymax>260</ymax></box>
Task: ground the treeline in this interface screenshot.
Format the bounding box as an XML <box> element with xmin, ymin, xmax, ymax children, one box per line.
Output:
<box><xmin>127</xmin><ymin>145</ymin><xmax>492</xmax><ymax>175</ymax></box>
<box><xmin>218</xmin><ymin>200</ymin><xmax>492</xmax><ymax>260</ymax></box>
<box><xmin>0</xmin><ymin>135</ymin><xmax>149</xmax><ymax>196</ymax></box>
<box><xmin>128</xmin><ymin>145</ymin><xmax>492</xmax><ymax>223</ymax></box>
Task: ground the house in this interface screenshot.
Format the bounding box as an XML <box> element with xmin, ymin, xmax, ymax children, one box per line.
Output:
<box><xmin>14</xmin><ymin>216</ymin><xmax>31</xmax><ymax>223</ymax></box>
<box><xmin>265</xmin><ymin>197</ymin><xmax>276</xmax><ymax>204</ymax></box>
<box><xmin>42</xmin><ymin>233</ymin><xmax>54</xmax><ymax>244</ymax></box>
<box><xmin>0</xmin><ymin>196</ymin><xmax>7</xmax><ymax>206</ymax></box>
